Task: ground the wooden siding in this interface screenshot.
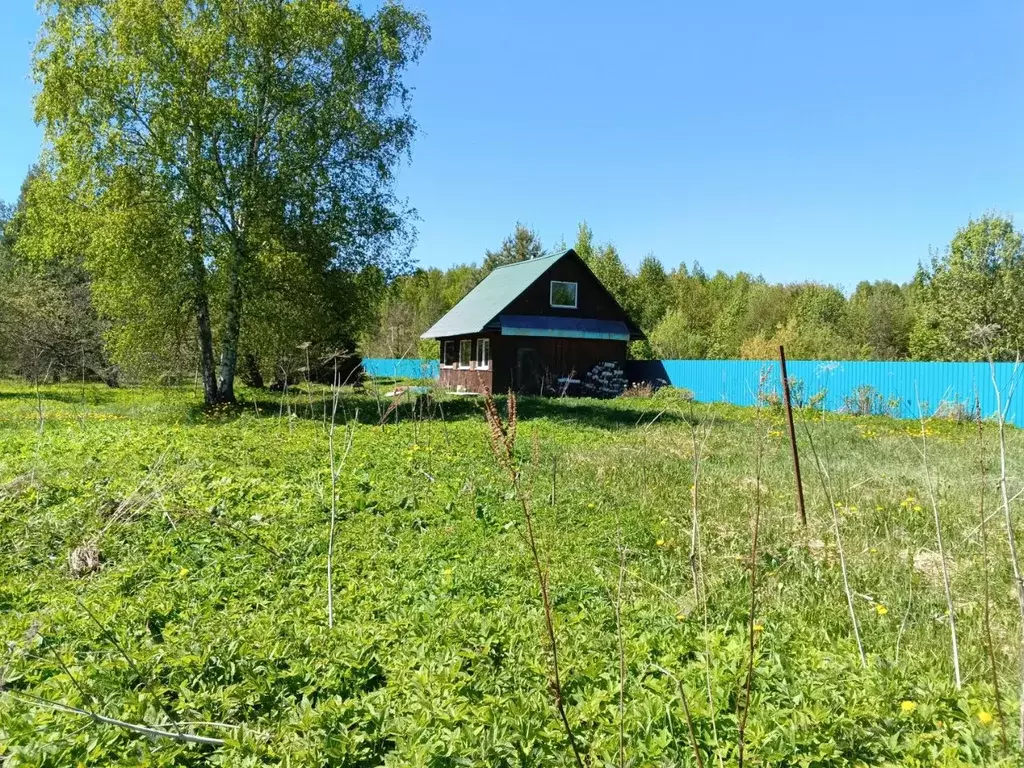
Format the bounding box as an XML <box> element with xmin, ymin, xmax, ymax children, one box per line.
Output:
<box><xmin>437</xmin><ymin>333</ymin><xmax>495</xmax><ymax>393</ymax></box>
<box><xmin>432</xmin><ymin>251</ymin><xmax>640</xmax><ymax>395</ymax></box>
<box><xmin>501</xmin><ymin>251</ymin><xmax>639</xmax><ymax>334</ymax></box>
<box><xmin>490</xmin><ymin>335</ymin><xmax>626</xmax><ymax>394</ymax></box>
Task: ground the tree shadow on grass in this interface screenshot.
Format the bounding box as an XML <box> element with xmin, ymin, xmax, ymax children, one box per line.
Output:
<box><xmin>0</xmin><ymin>388</ymin><xmax>118</xmax><ymax>407</ymax></box>
<box><xmin>514</xmin><ymin>396</ymin><xmax>692</xmax><ymax>429</ymax></box>
<box><xmin>189</xmin><ymin>389</ymin><xmax>691</xmax><ymax>432</ymax></box>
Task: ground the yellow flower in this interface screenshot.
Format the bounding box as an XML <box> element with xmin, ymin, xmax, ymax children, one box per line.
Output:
<box><xmin>978</xmin><ymin>710</ymin><xmax>993</xmax><ymax>726</ymax></box>
<box><xmin>656</xmin><ymin>539</ymin><xmax>665</xmax><ymax>547</ymax></box>
<box><xmin>901</xmin><ymin>700</ymin><xmax>917</xmax><ymax>714</ymax></box>
<box><xmin>876</xmin><ymin>604</ymin><xmax>888</xmax><ymax>616</ymax></box>
<box><xmin>913</xmin><ymin>505</ymin><xmax>923</xmax><ymax>512</ymax></box>
<box><xmin>177</xmin><ymin>567</ymin><xmax>190</xmax><ymax>578</ymax></box>
<box><xmin>587</xmin><ymin>503</ymin><xmax>595</xmax><ymax>509</ymax></box>
<box><xmin>753</xmin><ymin>623</ymin><xmax>764</xmax><ymax>632</ymax></box>
<box><xmin>675</xmin><ymin>612</ymin><xmax>686</xmax><ymax>621</ymax></box>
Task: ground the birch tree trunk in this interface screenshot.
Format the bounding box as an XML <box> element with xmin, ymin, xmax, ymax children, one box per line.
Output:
<box><xmin>216</xmin><ymin>244</ymin><xmax>244</xmax><ymax>403</ymax></box>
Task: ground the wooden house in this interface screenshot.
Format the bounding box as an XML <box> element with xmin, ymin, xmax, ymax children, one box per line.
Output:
<box><xmin>421</xmin><ymin>248</ymin><xmax>645</xmax><ymax>394</ymax></box>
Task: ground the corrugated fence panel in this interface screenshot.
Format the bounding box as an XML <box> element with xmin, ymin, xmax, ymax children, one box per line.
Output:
<box><xmin>362</xmin><ymin>358</ymin><xmax>439</xmax><ymax>380</ymax></box>
<box><xmin>627</xmin><ymin>359</ymin><xmax>1024</xmax><ymax>425</ymax></box>
<box><xmin>362</xmin><ymin>358</ymin><xmax>1024</xmax><ymax>424</ymax></box>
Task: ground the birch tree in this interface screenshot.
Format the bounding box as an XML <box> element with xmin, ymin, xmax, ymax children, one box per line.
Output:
<box><xmin>33</xmin><ymin>0</ymin><xmax>428</xmax><ymax>404</ymax></box>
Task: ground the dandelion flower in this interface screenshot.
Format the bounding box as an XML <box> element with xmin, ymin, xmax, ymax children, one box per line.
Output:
<box><xmin>876</xmin><ymin>604</ymin><xmax>888</xmax><ymax>616</ymax></box>
<box><xmin>978</xmin><ymin>710</ymin><xmax>993</xmax><ymax>726</ymax></box>
<box><xmin>913</xmin><ymin>505</ymin><xmax>923</xmax><ymax>512</ymax></box>
<box><xmin>656</xmin><ymin>539</ymin><xmax>665</xmax><ymax>547</ymax></box>
<box><xmin>900</xmin><ymin>700</ymin><xmax>917</xmax><ymax>714</ymax></box>
<box><xmin>753</xmin><ymin>623</ymin><xmax>764</xmax><ymax>632</ymax></box>
<box><xmin>675</xmin><ymin>612</ymin><xmax>686</xmax><ymax>621</ymax></box>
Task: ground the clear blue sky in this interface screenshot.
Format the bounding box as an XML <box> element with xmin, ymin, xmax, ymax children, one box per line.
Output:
<box><xmin>2</xmin><ymin>1</ymin><xmax>1022</xmax><ymax>288</ymax></box>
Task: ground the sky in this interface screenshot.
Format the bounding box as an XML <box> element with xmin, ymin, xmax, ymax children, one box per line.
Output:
<box><xmin>2</xmin><ymin>0</ymin><xmax>1023</xmax><ymax>289</ymax></box>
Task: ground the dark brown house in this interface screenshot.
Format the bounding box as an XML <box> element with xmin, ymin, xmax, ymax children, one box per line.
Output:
<box><xmin>421</xmin><ymin>248</ymin><xmax>645</xmax><ymax>394</ymax></box>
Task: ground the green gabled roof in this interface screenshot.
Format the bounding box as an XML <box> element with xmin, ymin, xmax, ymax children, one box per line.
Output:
<box><xmin>421</xmin><ymin>250</ymin><xmax>570</xmax><ymax>339</ymax></box>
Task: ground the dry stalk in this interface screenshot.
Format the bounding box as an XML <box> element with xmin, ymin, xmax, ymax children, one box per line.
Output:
<box><xmin>327</xmin><ymin>375</ymin><xmax>356</xmax><ymax>629</ymax></box>
<box><xmin>986</xmin><ymin>352</ymin><xmax>1024</xmax><ymax>748</ymax></box>
<box><xmin>78</xmin><ymin>600</ymin><xmax>185</xmax><ymax>738</ymax></box>
<box><xmin>912</xmin><ymin>384</ymin><xmax>960</xmax><ymax>689</ymax></box>
<box><xmin>803</xmin><ymin>419</ymin><xmax>866</xmax><ymax>667</ymax></box>
<box><xmin>33</xmin><ymin>358</ymin><xmax>54</xmax><ymax>436</ymax></box>
<box><xmin>737</xmin><ymin>371</ymin><xmax>768</xmax><ymax>767</ymax></box>
<box><xmin>653</xmin><ymin>664</ymin><xmax>705</xmax><ymax>768</ymax></box>
<box><xmin>483</xmin><ymin>391</ymin><xmax>584</xmax><ymax>768</ymax></box>
<box><xmin>277</xmin><ymin>366</ymin><xmax>289</xmax><ymax>425</ymax></box>
<box><xmin>299</xmin><ymin>341</ymin><xmax>315</xmax><ymax>419</ymax></box>
<box><xmin>975</xmin><ymin>395</ymin><xmax>1009</xmax><ymax>753</ymax></box>
<box><xmin>687</xmin><ymin>401</ymin><xmax>723</xmax><ymax>767</ymax></box>
<box><xmin>6</xmin><ymin>690</ymin><xmax>225</xmax><ymax>746</ymax></box>
<box><xmin>894</xmin><ymin>566</ymin><xmax>912</xmax><ymax>664</ymax></box>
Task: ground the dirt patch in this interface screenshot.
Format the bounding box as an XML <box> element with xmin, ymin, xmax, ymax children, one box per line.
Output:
<box><xmin>911</xmin><ymin>549</ymin><xmax>955</xmax><ymax>586</ymax></box>
<box><xmin>68</xmin><ymin>542</ymin><xmax>102</xmax><ymax>577</ymax></box>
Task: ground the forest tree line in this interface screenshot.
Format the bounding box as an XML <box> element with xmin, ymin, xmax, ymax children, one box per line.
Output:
<box><xmin>1</xmin><ymin>2</ymin><xmax>1021</xmax><ymax>403</ymax></box>
<box><xmin>4</xmin><ymin>180</ymin><xmax>1024</xmax><ymax>392</ymax></box>
<box><xmin>363</xmin><ymin>216</ymin><xmax>1024</xmax><ymax>365</ymax></box>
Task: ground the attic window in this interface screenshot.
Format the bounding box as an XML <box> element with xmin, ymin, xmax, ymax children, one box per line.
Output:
<box><xmin>550</xmin><ymin>281</ymin><xmax>578</xmax><ymax>309</ymax></box>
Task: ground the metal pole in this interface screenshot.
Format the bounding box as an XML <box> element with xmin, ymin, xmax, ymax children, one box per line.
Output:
<box><xmin>779</xmin><ymin>345</ymin><xmax>807</xmax><ymax>526</ymax></box>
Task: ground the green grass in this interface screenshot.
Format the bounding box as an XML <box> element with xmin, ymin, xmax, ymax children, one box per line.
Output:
<box><xmin>1</xmin><ymin>380</ymin><xmax>1022</xmax><ymax>766</ymax></box>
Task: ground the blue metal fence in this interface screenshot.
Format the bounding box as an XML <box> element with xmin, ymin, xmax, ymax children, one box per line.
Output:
<box><xmin>362</xmin><ymin>358</ymin><xmax>439</xmax><ymax>380</ymax></box>
<box><xmin>362</xmin><ymin>357</ymin><xmax>1024</xmax><ymax>424</ymax></box>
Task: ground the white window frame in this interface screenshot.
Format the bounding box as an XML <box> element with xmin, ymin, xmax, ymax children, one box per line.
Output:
<box><xmin>459</xmin><ymin>339</ymin><xmax>473</xmax><ymax>368</ymax></box>
<box><xmin>550</xmin><ymin>280</ymin><xmax>578</xmax><ymax>309</ymax></box>
<box><xmin>476</xmin><ymin>338</ymin><xmax>490</xmax><ymax>370</ymax></box>
<box><xmin>442</xmin><ymin>340</ymin><xmax>456</xmax><ymax>368</ymax></box>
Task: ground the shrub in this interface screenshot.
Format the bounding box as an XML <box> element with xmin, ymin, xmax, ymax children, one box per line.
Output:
<box><xmin>843</xmin><ymin>385</ymin><xmax>900</xmax><ymax>417</ymax></box>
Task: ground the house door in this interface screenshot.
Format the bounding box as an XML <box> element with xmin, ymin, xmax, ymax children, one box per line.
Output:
<box><xmin>515</xmin><ymin>347</ymin><xmax>539</xmax><ymax>392</ymax></box>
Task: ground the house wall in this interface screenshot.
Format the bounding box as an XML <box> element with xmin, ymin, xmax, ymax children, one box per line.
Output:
<box><xmin>435</xmin><ymin>332</ymin><xmax>626</xmax><ymax>394</ymax></box>
<box><xmin>437</xmin><ymin>333</ymin><xmax>495</xmax><ymax>393</ymax></box>
<box><xmin>491</xmin><ymin>335</ymin><xmax>626</xmax><ymax>394</ymax></box>
<box><xmin>501</xmin><ymin>252</ymin><xmax>638</xmax><ymax>331</ymax></box>
<box><xmin>433</xmin><ymin>251</ymin><xmax>640</xmax><ymax>395</ymax></box>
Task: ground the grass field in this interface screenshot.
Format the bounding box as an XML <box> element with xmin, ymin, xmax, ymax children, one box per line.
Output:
<box><xmin>2</xmin><ymin>380</ymin><xmax>1023</xmax><ymax>766</ymax></box>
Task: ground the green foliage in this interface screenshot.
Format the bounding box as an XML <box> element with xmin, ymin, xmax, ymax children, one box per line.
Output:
<box><xmin>362</xmin><ymin>265</ymin><xmax>482</xmax><ymax>359</ymax></box>
<box><xmin>33</xmin><ymin>0</ymin><xmax>429</xmax><ymax>403</ymax></box>
<box><xmin>650</xmin><ymin>309</ymin><xmax>710</xmax><ymax>359</ymax></box>
<box><xmin>849</xmin><ymin>281</ymin><xmax>913</xmax><ymax>360</ymax></box>
<box><xmin>0</xmin><ymin>383</ymin><xmax>1019</xmax><ymax>764</ymax></box>
<box><xmin>628</xmin><ymin>255</ymin><xmax>670</xmax><ymax>333</ymax></box>
<box><xmin>0</xmin><ymin>170</ymin><xmax>112</xmax><ymax>383</ymax></box>
<box><xmin>910</xmin><ymin>214</ymin><xmax>1024</xmax><ymax>361</ymax></box>
<box><xmin>482</xmin><ymin>223</ymin><xmax>544</xmax><ymax>272</ymax></box>
<box><xmin>360</xmin><ymin>222</ymin><xmax>948</xmax><ymax>364</ymax></box>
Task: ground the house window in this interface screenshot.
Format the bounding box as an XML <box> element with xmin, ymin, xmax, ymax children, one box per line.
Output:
<box><xmin>477</xmin><ymin>338</ymin><xmax>490</xmax><ymax>369</ymax></box>
<box><xmin>459</xmin><ymin>339</ymin><xmax>472</xmax><ymax>368</ymax></box>
<box><xmin>442</xmin><ymin>341</ymin><xmax>456</xmax><ymax>367</ymax></box>
<box><xmin>550</xmin><ymin>280</ymin><xmax>578</xmax><ymax>308</ymax></box>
